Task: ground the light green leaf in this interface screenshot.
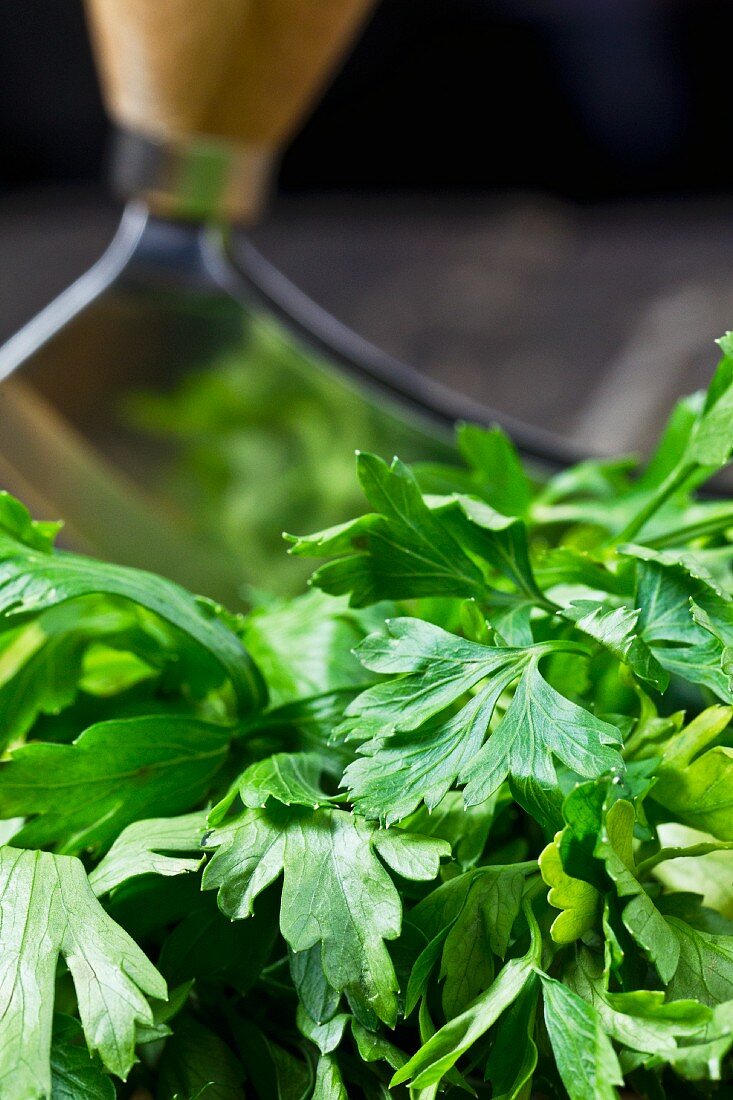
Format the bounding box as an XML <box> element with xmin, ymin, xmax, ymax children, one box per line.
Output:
<box><xmin>2</xmin><ymin>716</ymin><xmax>231</xmax><ymax>853</ymax></box>
<box><xmin>89</xmin><ymin>812</ymin><xmax>207</xmax><ymax>895</ymax></box>
<box><xmin>0</xmin><ymin>847</ymin><xmax>166</xmax><ymax>1096</ymax></box>
<box><xmin>653</xmin><ymin>823</ymin><xmax>733</xmax><ymax>918</ymax></box>
<box><xmin>539</xmin><ymin>830</ymin><xmax>601</xmax><ymax>944</ymax></box>
<box><xmin>654</xmin><ymin>747</ymin><xmax>733</xmax><ymax>842</ymax></box>
<box><xmin>539</xmin><ymin>973</ymin><xmax>623</xmax><ymax>1100</ymax></box>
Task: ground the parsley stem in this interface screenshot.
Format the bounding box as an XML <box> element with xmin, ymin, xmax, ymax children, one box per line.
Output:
<box><xmin>645</xmin><ymin>508</ymin><xmax>733</xmax><ymax>549</ymax></box>
<box><xmin>637</xmin><ymin>840</ymin><xmax>733</xmax><ymax>877</ymax></box>
<box><xmin>615</xmin><ymin>463</ymin><xmax>695</xmax><ymax>544</ymax></box>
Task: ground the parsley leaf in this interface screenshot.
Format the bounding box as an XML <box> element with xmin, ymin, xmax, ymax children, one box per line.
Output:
<box><xmin>202</xmin><ymin>802</ymin><xmax>448</xmax><ymax>1025</ymax></box>
<box><xmin>0</xmin><ymin>716</ymin><xmax>232</xmax><ymax>853</ymax></box>
<box><xmin>0</xmin><ymin>846</ymin><xmax>166</xmax><ymax>1095</ymax></box>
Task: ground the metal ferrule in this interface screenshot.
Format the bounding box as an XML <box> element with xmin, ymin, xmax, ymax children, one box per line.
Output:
<box><xmin>111</xmin><ymin>128</ymin><xmax>275</xmax><ymax>226</ymax></box>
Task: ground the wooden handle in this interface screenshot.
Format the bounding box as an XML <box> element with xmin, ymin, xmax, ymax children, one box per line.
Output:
<box><xmin>85</xmin><ymin>0</ymin><xmax>376</xmax><ymax>152</ymax></box>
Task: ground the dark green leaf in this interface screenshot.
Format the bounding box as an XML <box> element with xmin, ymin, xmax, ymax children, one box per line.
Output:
<box><xmin>158</xmin><ymin>1015</ymin><xmax>245</xmax><ymax>1100</ymax></box>
<box><xmin>2</xmin><ymin>716</ymin><xmax>231</xmax><ymax>853</ymax></box>
<box><xmin>539</xmin><ymin>973</ymin><xmax>623</xmax><ymax>1100</ymax></box>
<box><xmin>203</xmin><ymin>804</ymin><xmax>447</xmax><ymax>1025</ymax></box>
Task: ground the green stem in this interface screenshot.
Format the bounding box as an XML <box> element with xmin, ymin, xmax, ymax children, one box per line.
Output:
<box><xmin>637</xmin><ymin>840</ymin><xmax>733</xmax><ymax>877</ymax></box>
<box><xmin>615</xmin><ymin>462</ymin><xmax>695</xmax><ymax>544</ymax></box>
<box><xmin>646</xmin><ymin>509</ymin><xmax>733</xmax><ymax>549</ymax></box>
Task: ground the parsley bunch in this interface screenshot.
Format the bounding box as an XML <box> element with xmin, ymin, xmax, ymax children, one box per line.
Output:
<box><xmin>2</xmin><ymin>336</ymin><xmax>733</xmax><ymax>1099</ymax></box>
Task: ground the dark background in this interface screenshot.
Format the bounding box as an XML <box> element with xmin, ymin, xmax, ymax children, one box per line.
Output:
<box><xmin>2</xmin><ymin>0</ymin><xmax>732</xmax><ymax>199</ymax></box>
<box><xmin>2</xmin><ymin>0</ymin><xmax>733</xmax><ymax>456</ymax></box>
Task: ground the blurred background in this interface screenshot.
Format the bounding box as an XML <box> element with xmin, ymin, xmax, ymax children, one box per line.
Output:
<box><xmin>2</xmin><ymin>0</ymin><xmax>733</xmax><ymax>460</ymax></box>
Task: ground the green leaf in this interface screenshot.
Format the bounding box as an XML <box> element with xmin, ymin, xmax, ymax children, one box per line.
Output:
<box><xmin>296</xmin><ymin>1007</ymin><xmax>350</xmax><ymax>1055</ymax></box>
<box><xmin>456</xmin><ymin>422</ymin><xmax>533</xmax><ymax>517</ymax></box>
<box><xmin>401</xmin><ymin>789</ymin><xmax>499</xmax><ymax>870</ymax></box>
<box><xmin>312</xmin><ymin>1055</ymin><xmax>347</xmax><ymax>1100</ymax></box>
<box><xmin>344</xmin><ymin>685</ymin><xmax>515</xmax><ymax>825</ymax></box>
<box><xmin>539</xmin><ymin>830</ymin><xmax>601</xmax><ymax>943</ymax></box>
<box><xmin>242</xmin><ymin>590</ymin><xmax>381</xmax><ymax>706</ymax></box>
<box><xmin>0</xmin><ymin>846</ymin><xmax>166</xmax><ymax>1096</ymax></box>
<box><xmin>391</xmin><ymin>912</ymin><xmax>540</xmax><ymax>1089</ymax></box>
<box><xmin>564</xmin><ymin>947</ymin><xmax>709</xmax><ymax>1056</ymax></box>
<box><xmin>50</xmin><ymin>1016</ymin><xmax>115</xmax><ymax>1100</ymax></box>
<box><xmin>230</xmin><ymin>1018</ymin><xmax>313</xmax><ymax>1100</ymax></box>
<box><xmin>426</xmin><ymin>492</ymin><xmax>546</xmax><ymax>604</ymax></box>
<box><xmin>629</xmin><ymin>548</ymin><xmax>733</xmax><ymax>701</ymax></box>
<box><xmin>89</xmin><ymin>812</ymin><xmax>207</xmax><ymax>895</ymax></box>
<box><xmin>484</xmin><ymin>983</ymin><xmax>538</xmax><ymax>1100</ymax></box>
<box><xmin>561</xmin><ymin>599</ymin><xmax>667</xmax><ymax>691</ymax></box>
<box><xmin>688</xmin><ymin>351</ymin><xmax>733</xmax><ymax>467</ymax></box>
<box><xmin>350</xmin><ymin>1020</ymin><xmax>408</xmax><ymax>1070</ymax></box>
<box><xmin>290</xmin><ymin>453</ymin><xmax>550</xmax><ymax>611</ymax></box>
<box><xmin>0</xmin><ymin>513</ymin><xmax>265</xmax><ymax>713</ymax></box>
<box><xmin>404</xmin><ymin>930</ymin><xmax>448</xmax><ymax>1018</ymax></box>
<box><xmin>438</xmin><ymin>864</ymin><xmax>525</xmax><ymax>1018</ymax></box>
<box><xmin>158</xmin><ymin>1015</ymin><xmax>245</xmax><ymax>1100</ymax></box>
<box><xmin>160</xmin><ymin>888</ymin><xmax>279</xmax><ymax>994</ymax></box>
<box><xmin>343</xmin><ymin>619</ymin><xmax>622</xmax><ymax>826</ymax></box>
<box><xmin>0</xmin><ymin>598</ymin><xmax>149</xmax><ymax>749</ymax></box>
<box><xmin>341</xmin><ymin>619</ymin><xmax>530</xmax><ymax>822</ymax></box>
<box><xmin>346</xmin><ymin>617</ymin><xmax>528</xmax><ymax>735</ymax></box>
<box><xmin>665</xmin><ymin>917</ymin><xmax>733</xmax><ymax>1006</ymax></box>
<box><xmin>2</xmin><ymin>716</ymin><xmax>231</xmax><ymax>854</ymax></box>
<box><xmin>539</xmin><ymin>973</ymin><xmax>624</xmax><ymax>1100</ymax></box>
<box><xmin>595</xmin><ymin>800</ymin><xmax>680</xmax><ymax>983</ymax></box>
<box><xmin>289</xmin><ymin>944</ymin><xmax>341</xmax><ymax>1025</ymax></box>
<box><xmin>613</xmin><ymin>356</ymin><xmax>733</xmax><ymax>542</ymax></box>
<box><xmin>287</xmin><ymin>453</ymin><xmax>487</xmax><ymax>605</ymax></box>
<box><xmin>0</xmin><ymin>491</ymin><xmax>62</xmax><ymax>550</ymax></box>
<box><xmin>462</xmin><ymin>659</ymin><xmax>624</xmax><ymax>827</ymax></box>
<box><xmin>237</xmin><ymin>751</ymin><xmax>333</xmax><ymax>809</ymax></box>
<box><xmin>202</xmin><ymin>804</ymin><xmax>447</xmax><ymax>1025</ymax></box>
